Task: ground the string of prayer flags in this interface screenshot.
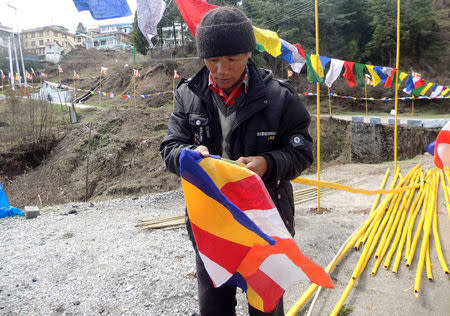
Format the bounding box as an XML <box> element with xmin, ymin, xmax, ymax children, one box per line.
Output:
<box><xmin>324</xmin><ymin>59</ymin><xmax>344</xmax><ymax>88</ymax></box>
<box><xmin>420</xmin><ymin>82</ymin><xmax>434</xmax><ymax>96</ymax></box>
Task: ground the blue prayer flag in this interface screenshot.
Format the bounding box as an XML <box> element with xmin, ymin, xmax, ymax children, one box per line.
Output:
<box><xmin>72</xmin><ymin>0</ymin><xmax>132</xmax><ymax>20</ymax></box>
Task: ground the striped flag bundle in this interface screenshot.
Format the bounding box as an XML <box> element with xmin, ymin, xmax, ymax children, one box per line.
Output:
<box><xmin>73</xmin><ymin>71</ymin><xmax>80</xmax><ymax>79</ymax></box>
<box><xmin>133</xmin><ymin>69</ymin><xmax>141</xmax><ymax>77</ymax></box>
<box><xmin>180</xmin><ymin>149</ymin><xmax>333</xmax><ymax>313</ymax></box>
<box><xmin>100</xmin><ymin>66</ymin><xmax>108</xmax><ymax>75</ymax></box>
<box><xmin>0</xmin><ymin>70</ymin><xmax>5</xmax><ymax>79</ymax></box>
<box><xmin>58</xmin><ymin>64</ymin><xmax>63</xmax><ymax>73</ymax></box>
<box><xmin>26</xmin><ymin>71</ymin><xmax>33</xmax><ymax>80</ymax></box>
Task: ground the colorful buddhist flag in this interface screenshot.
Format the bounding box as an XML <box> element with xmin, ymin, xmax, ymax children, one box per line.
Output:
<box><xmin>354</xmin><ymin>63</ymin><xmax>366</xmax><ymax>86</ymax></box>
<box><xmin>384</xmin><ymin>68</ymin><xmax>397</xmax><ymax>88</ymax></box>
<box><xmin>72</xmin><ymin>0</ymin><xmax>131</xmax><ymax>20</ymax></box>
<box><xmin>133</xmin><ymin>69</ymin><xmax>141</xmax><ymax>77</ymax></box>
<box><xmin>441</xmin><ymin>87</ymin><xmax>449</xmax><ymax>97</ymax></box>
<box><xmin>58</xmin><ymin>64</ymin><xmax>63</xmax><ymax>73</ymax></box>
<box><xmin>430</xmin><ymin>84</ymin><xmax>444</xmax><ymax>98</ymax></box>
<box><xmin>73</xmin><ymin>71</ymin><xmax>80</xmax><ymax>79</ymax></box>
<box><xmin>137</xmin><ymin>0</ymin><xmax>166</xmax><ymax>46</ymax></box>
<box><xmin>253</xmin><ymin>26</ymin><xmax>282</xmax><ymax>57</ymax></box>
<box><xmin>173</xmin><ymin>69</ymin><xmax>179</xmax><ymax>79</ymax></box>
<box><xmin>180</xmin><ymin>149</ymin><xmax>333</xmax><ymax>313</ymax></box>
<box><xmin>100</xmin><ymin>66</ymin><xmax>108</xmax><ymax>74</ymax></box>
<box><xmin>287</xmin><ymin>70</ymin><xmax>293</xmax><ymax>78</ymax></box>
<box><xmin>343</xmin><ymin>61</ymin><xmax>356</xmax><ymax>88</ymax></box>
<box><xmin>41</xmin><ymin>72</ymin><xmax>47</xmax><ymax>78</ymax></box>
<box><xmin>324</xmin><ymin>59</ymin><xmax>344</xmax><ymax>88</ymax></box>
<box><xmin>30</xmin><ymin>68</ymin><xmax>35</xmax><ymax>75</ymax></box>
<box><xmin>434</xmin><ymin>122</ymin><xmax>450</xmax><ymax>169</ymax></box>
<box><xmin>310</xmin><ymin>54</ymin><xmax>324</xmax><ymax>79</ymax></box>
<box><xmin>26</xmin><ymin>71</ymin><xmax>33</xmax><ymax>80</ymax></box>
<box><xmin>305</xmin><ymin>53</ymin><xmax>322</xmax><ymax>83</ymax></box>
<box><xmin>365</xmin><ymin>74</ymin><xmax>373</xmax><ymax>86</ymax></box>
<box><xmin>374</xmin><ymin>66</ymin><xmax>388</xmax><ymax>83</ymax></box>
<box><xmin>420</xmin><ymin>82</ymin><xmax>434</xmax><ymax>96</ymax></box>
<box><xmin>174</xmin><ymin>0</ymin><xmax>218</xmax><ymax>36</ymax></box>
<box><xmin>366</xmin><ymin>65</ymin><xmax>381</xmax><ymax>87</ymax></box>
<box><xmin>0</xmin><ymin>70</ymin><xmax>5</xmax><ymax>79</ymax></box>
<box><xmin>280</xmin><ymin>39</ymin><xmax>305</xmax><ymax>73</ymax></box>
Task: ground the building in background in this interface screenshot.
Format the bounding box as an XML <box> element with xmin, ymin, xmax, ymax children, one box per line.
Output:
<box><xmin>89</xmin><ymin>23</ymin><xmax>132</xmax><ymax>50</ymax></box>
<box><xmin>0</xmin><ymin>23</ymin><xmax>12</xmax><ymax>56</ymax></box>
<box><xmin>74</xmin><ymin>33</ymin><xmax>94</xmax><ymax>49</ymax></box>
<box><xmin>21</xmin><ymin>26</ymin><xmax>76</xmax><ymax>57</ymax></box>
<box><xmin>45</xmin><ymin>43</ymin><xmax>62</xmax><ymax>64</ymax></box>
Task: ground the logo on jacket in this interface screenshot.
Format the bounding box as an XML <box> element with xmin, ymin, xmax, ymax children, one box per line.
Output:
<box><xmin>290</xmin><ymin>135</ymin><xmax>304</xmax><ymax>147</ymax></box>
<box><xmin>257</xmin><ymin>131</ymin><xmax>277</xmax><ymax>141</ymax></box>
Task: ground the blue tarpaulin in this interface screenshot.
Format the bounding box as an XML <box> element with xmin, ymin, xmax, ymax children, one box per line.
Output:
<box><xmin>72</xmin><ymin>0</ymin><xmax>132</xmax><ymax>20</ymax></box>
<box><xmin>0</xmin><ymin>182</ymin><xmax>24</xmax><ymax>218</ymax></box>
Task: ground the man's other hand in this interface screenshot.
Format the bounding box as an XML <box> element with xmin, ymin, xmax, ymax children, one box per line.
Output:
<box><xmin>236</xmin><ymin>156</ymin><xmax>268</xmax><ymax>178</ymax></box>
<box><xmin>195</xmin><ymin>145</ymin><xmax>210</xmax><ymax>157</ymax></box>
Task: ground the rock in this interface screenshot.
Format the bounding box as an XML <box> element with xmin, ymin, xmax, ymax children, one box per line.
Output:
<box><xmin>24</xmin><ymin>206</ymin><xmax>40</xmax><ymax>219</ymax></box>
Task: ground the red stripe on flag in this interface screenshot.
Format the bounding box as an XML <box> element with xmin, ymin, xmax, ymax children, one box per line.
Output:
<box><xmin>220</xmin><ymin>174</ymin><xmax>274</xmax><ymax>211</ymax></box>
<box><xmin>434</xmin><ymin>130</ymin><xmax>450</xmax><ymax>169</ymax></box>
<box><xmin>191</xmin><ymin>222</ymin><xmax>250</xmax><ymax>273</ymax></box>
<box><xmin>246</xmin><ymin>269</ymin><xmax>285</xmax><ymax>313</ymax></box>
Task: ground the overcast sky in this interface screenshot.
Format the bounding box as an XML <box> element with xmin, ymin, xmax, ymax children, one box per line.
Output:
<box><xmin>0</xmin><ymin>0</ymin><xmax>137</xmax><ymax>33</ymax></box>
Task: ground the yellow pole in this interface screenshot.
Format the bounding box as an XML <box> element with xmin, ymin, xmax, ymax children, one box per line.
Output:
<box><xmin>1</xmin><ymin>77</ymin><xmax>3</xmax><ymax>95</ymax></box>
<box><xmin>314</xmin><ymin>0</ymin><xmax>321</xmax><ymax>212</ymax></box>
<box><xmin>73</xmin><ymin>77</ymin><xmax>76</xmax><ymax>101</ymax></box>
<box><xmin>412</xmin><ymin>96</ymin><xmax>415</xmax><ymax>117</ymax></box>
<box><xmin>394</xmin><ymin>0</ymin><xmax>401</xmax><ymax>171</ymax></box>
<box><xmin>99</xmin><ymin>72</ymin><xmax>102</xmax><ymax>107</ymax></box>
<box><xmin>134</xmin><ymin>75</ymin><xmax>137</xmax><ymax>109</ymax></box>
<box><xmin>365</xmin><ymin>82</ymin><xmax>368</xmax><ymax>117</ymax></box>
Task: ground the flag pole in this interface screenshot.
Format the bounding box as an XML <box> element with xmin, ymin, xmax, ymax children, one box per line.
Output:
<box><xmin>365</xmin><ymin>81</ymin><xmax>368</xmax><ymax>117</ymax></box>
<box><xmin>99</xmin><ymin>71</ymin><xmax>102</xmax><ymax>107</ymax></box>
<box><xmin>394</xmin><ymin>0</ymin><xmax>401</xmax><ymax>171</ymax></box>
<box><xmin>314</xmin><ymin>0</ymin><xmax>321</xmax><ymax>212</ymax></box>
<box><xmin>172</xmin><ymin>74</ymin><xmax>175</xmax><ymax>111</ymax></box>
<box><xmin>328</xmin><ymin>87</ymin><xmax>332</xmax><ymax>116</ymax></box>
<box><xmin>134</xmin><ymin>74</ymin><xmax>137</xmax><ymax>109</ymax></box>
<box><xmin>411</xmin><ymin>96</ymin><xmax>415</xmax><ymax>117</ymax></box>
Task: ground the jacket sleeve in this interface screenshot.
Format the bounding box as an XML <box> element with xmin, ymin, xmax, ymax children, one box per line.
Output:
<box><xmin>261</xmin><ymin>85</ymin><xmax>313</xmax><ymax>183</ymax></box>
<box><xmin>160</xmin><ymin>86</ymin><xmax>197</xmax><ymax>176</ymax></box>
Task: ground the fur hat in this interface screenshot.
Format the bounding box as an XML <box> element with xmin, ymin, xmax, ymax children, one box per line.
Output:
<box><xmin>196</xmin><ymin>7</ymin><xmax>256</xmax><ymax>58</ymax></box>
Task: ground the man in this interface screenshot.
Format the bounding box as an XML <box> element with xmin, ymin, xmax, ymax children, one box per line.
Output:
<box><xmin>160</xmin><ymin>7</ymin><xmax>313</xmax><ymax>316</ymax></box>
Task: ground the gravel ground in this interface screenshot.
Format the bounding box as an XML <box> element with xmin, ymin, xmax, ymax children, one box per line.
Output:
<box><xmin>1</xmin><ymin>157</ymin><xmax>449</xmax><ymax>316</ymax></box>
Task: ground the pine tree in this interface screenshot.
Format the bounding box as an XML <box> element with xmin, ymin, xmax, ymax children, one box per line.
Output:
<box><xmin>76</xmin><ymin>22</ymin><xmax>87</xmax><ymax>35</ymax></box>
<box><xmin>131</xmin><ymin>11</ymin><xmax>150</xmax><ymax>56</ymax></box>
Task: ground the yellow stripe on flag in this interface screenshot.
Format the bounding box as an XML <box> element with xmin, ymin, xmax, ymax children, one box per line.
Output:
<box><xmin>441</xmin><ymin>88</ymin><xmax>450</xmax><ymax>97</ymax></box>
<box><xmin>199</xmin><ymin>158</ymin><xmax>252</xmax><ymax>190</ymax></box>
<box><xmin>182</xmin><ymin>179</ymin><xmax>269</xmax><ymax>247</ymax></box>
<box><xmin>253</xmin><ymin>26</ymin><xmax>282</xmax><ymax>57</ymax></box>
<box><xmin>420</xmin><ymin>82</ymin><xmax>434</xmax><ymax>96</ymax></box>
<box><xmin>366</xmin><ymin>65</ymin><xmax>381</xmax><ymax>87</ymax></box>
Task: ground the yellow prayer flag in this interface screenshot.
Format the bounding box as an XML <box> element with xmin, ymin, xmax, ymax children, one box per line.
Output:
<box><xmin>310</xmin><ymin>54</ymin><xmax>324</xmax><ymax>78</ymax></box>
<box><xmin>366</xmin><ymin>65</ymin><xmax>381</xmax><ymax>87</ymax></box>
<box><xmin>441</xmin><ymin>88</ymin><xmax>449</xmax><ymax>97</ymax></box>
<box><xmin>420</xmin><ymin>82</ymin><xmax>434</xmax><ymax>96</ymax></box>
<box><xmin>253</xmin><ymin>26</ymin><xmax>282</xmax><ymax>57</ymax></box>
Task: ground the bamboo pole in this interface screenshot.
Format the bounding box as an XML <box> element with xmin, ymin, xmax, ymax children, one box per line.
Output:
<box><xmin>134</xmin><ymin>74</ymin><xmax>137</xmax><ymax>109</ymax></box>
<box><xmin>393</xmin><ymin>0</ymin><xmax>401</xmax><ymax>171</ymax></box>
<box><xmin>314</xmin><ymin>0</ymin><xmax>321</xmax><ymax>212</ymax></box>
<box><xmin>99</xmin><ymin>71</ymin><xmax>102</xmax><ymax>107</ymax></box>
<box><xmin>365</xmin><ymin>81</ymin><xmax>368</xmax><ymax>117</ymax></box>
<box><xmin>328</xmin><ymin>87</ymin><xmax>331</xmax><ymax>116</ymax></box>
<box><xmin>432</xmin><ymin>175</ymin><xmax>450</xmax><ymax>274</ymax></box>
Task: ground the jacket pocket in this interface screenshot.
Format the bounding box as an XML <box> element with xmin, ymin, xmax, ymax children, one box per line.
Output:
<box><xmin>188</xmin><ymin>113</ymin><xmax>209</xmax><ymax>145</ymax></box>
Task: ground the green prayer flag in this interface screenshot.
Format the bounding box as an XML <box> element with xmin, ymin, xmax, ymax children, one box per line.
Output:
<box><xmin>355</xmin><ymin>63</ymin><xmax>365</xmax><ymax>87</ymax></box>
<box><xmin>305</xmin><ymin>53</ymin><xmax>323</xmax><ymax>83</ymax></box>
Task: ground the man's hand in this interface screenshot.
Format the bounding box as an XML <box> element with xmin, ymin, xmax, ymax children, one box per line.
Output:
<box><xmin>236</xmin><ymin>156</ymin><xmax>268</xmax><ymax>178</ymax></box>
<box><xmin>195</xmin><ymin>145</ymin><xmax>210</xmax><ymax>157</ymax></box>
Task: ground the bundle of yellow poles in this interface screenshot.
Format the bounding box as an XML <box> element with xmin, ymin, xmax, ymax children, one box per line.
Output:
<box><xmin>287</xmin><ymin>165</ymin><xmax>450</xmax><ymax>316</ymax></box>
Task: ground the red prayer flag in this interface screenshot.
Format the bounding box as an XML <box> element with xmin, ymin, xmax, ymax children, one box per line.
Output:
<box><xmin>384</xmin><ymin>68</ymin><xmax>397</xmax><ymax>88</ymax></box>
<box><xmin>174</xmin><ymin>0</ymin><xmax>218</xmax><ymax>36</ymax></box>
<box><xmin>343</xmin><ymin>61</ymin><xmax>356</xmax><ymax>88</ymax></box>
<box><xmin>293</xmin><ymin>43</ymin><xmax>306</xmax><ymax>58</ymax></box>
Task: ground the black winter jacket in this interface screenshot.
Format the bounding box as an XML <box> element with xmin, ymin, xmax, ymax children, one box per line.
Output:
<box><xmin>160</xmin><ymin>59</ymin><xmax>313</xmax><ymax>236</ymax></box>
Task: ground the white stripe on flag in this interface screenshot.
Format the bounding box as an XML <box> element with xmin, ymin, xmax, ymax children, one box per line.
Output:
<box><xmin>199</xmin><ymin>252</ymin><xmax>232</xmax><ymax>287</ymax></box>
<box><xmin>244</xmin><ymin>208</ymin><xmax>292</xmax><ymax>239</ymax></box>
<box><xmin>259</xmin><ymin>253</ymin><xmax>309</xmax><ymax>290</ymax></box>
<box><xmin>325</xmin><ymin>59</ymin><xmax>344</xmax><ymax>88</ymax></box>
